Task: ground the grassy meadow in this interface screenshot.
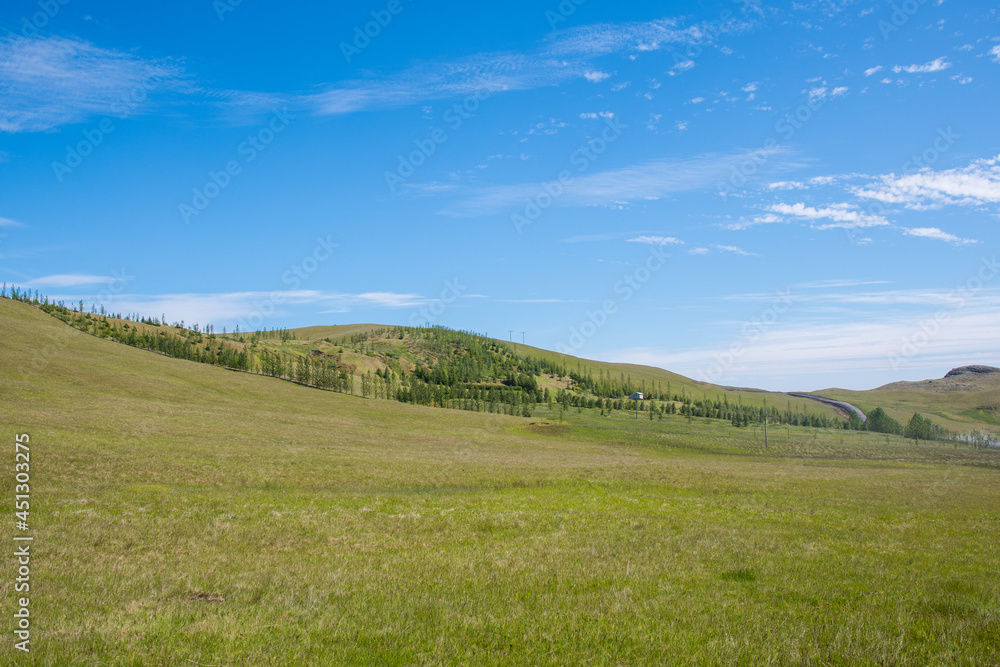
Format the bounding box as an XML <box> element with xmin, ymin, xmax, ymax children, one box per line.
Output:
<box><xmin>2</xmin><ymin>297</ymin><xmax>1000</xmax><ymax>665</ymax></box>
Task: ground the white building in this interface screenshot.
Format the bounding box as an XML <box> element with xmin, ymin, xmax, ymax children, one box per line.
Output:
<box><xmin>629</xmin><ymin>392</ymin><xmax>644</xmax><ymax>400</ymax></box>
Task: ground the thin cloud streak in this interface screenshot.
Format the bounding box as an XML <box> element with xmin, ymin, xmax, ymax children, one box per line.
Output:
<box><xmin>0</xmin><ymin>35</ymin><xmax>187</xmax><ymax>133</ymax></box>
<box><xmin>438</xmin><ymin>148</ymin><xmax>796</xmax><ymax>217</ymax></box>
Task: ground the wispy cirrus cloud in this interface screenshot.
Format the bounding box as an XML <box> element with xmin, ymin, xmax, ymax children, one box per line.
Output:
<box><xmin>627</xmin><ymin>235</ymin><xmax>684</xmax><ymax>246</ymax></box>
<box><xmin>435</xmin><ymin>148</ymin><xmax>796</xmax><ymax>216</ymax></box>
<box><xmin>0</xmin><ymin>35</ymin><xmax>187</xmax><ymax>133</ymax></box>
<box><xmin>310</xmin><ymin>15</ymin><xmax>755</xmax><ymax>117</ymax></box>
<box><xmin>604</xmin><ymin>303</ymin><xmax>1000</xmax><ymax>388</ymax></box>
<box><xmin>902</xmin><ymin>227</ymin><xmax>979</xmax><ymax>245</ymax></box>
<box><xmin>542</xmin><ymin>16</ymin><xmax>755</xmax><ymax>57</ymax></box>
<box><xmin>43</xmin><ymin>290</ymin><xmax>434</xmax><ymax>328</ymax></box>
<box><xmin>27</xmin><ymin>273</ymin><xmax>115</xmax><ymax>287</ymax></box>
<box><xmin>4</xmin><ymin>13</ymin><xmax>759</xmax><ymax>131</ymax></box>
<box><xmin>724</xmin><ymin>214</ymin><xmax>788</xmax><ymax>230</ymax></box>
<box><xmin>0</xmin><ymin>216</ymin><xmax>24</xmax><ymax>227</ymax></box>
<box><xmin>714</xmin><ymin>244</ymin><xmax>757</xmax><ymax>257</ymax></box>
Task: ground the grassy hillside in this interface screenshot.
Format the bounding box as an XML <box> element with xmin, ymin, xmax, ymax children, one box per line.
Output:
<box><xmin>817</xmin><ymin>369</ymin><xmax>1000</xmax><ymax>437</ymax></box>
<box><xmin>2</xmin><ymin>297</ymin><xmax>1000</xmax><ymax>664</ymax></box>
<box><xmin>237</xmin><ymin>321</ymin><xmax>842</xmax><ymax>420</ymax></box>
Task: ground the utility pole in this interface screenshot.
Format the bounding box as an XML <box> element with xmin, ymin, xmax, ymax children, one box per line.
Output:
<box><xmin>508</xmin><ymin>330</ymin><xmax>513</xmax><ymax>343</ymax></box>
<box><xmin>764</xmin><ymin>412</ymin><xmax>768</xmax><ymax>448</ymax></box>
<box><xmin>521</xmin><ymin>331</ymin><xmax>526</xmax><ymax>345</ymax></box>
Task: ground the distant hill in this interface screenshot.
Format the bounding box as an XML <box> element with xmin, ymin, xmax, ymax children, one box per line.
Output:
<box><xmin>816</xmin><ymin>366</ymin><xmax>1000</xmax><ymax>436</ymax></box>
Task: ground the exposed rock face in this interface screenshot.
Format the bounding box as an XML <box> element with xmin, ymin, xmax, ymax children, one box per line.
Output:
<box><xmin>944</xmin><ymin>365</ymin><xmax>1000</xmax><ymax>378</ymax></box>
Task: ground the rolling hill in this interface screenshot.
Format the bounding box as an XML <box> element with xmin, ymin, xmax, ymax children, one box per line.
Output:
<box><xmin>815</xmin><ymin>366</ymin><xmax>1000</xmax><ymax>436</ymax></box>
<box><xmin>2</xmin><ymin>296</ymin><xmax>1000</xmax><ymax>663</ymax></box>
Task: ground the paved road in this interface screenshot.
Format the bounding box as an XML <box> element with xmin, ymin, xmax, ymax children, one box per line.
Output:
<box><xmin>786</xmin><ymin>392</ymin><xmax>867</xmax><ymax>422</ymax></box>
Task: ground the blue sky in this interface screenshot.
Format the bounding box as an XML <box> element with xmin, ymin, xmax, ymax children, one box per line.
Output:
<box><xmin>1</xmin><ymin>0</ymin><xmax>998</xmax><ymax>391</ymax></box>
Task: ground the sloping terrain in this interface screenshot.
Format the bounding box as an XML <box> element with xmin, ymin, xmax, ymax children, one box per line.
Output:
<box><xmin>818</xmin><ymin>366</ymin><xmax>1000</xmax><ymax>436</ymax></box>
<box><xmin>2</xmin><ymin>298</ymin><xmax>1000</xmax><ymax>664</ymax></box>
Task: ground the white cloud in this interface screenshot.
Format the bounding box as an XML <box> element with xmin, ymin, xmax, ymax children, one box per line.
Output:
<box><xmin>951</xmin><ymin>74</ymin><xmax>973</xmax><ymax>84</ymax></box>
<box><xmin>0</xmin><ymin>216</ymin><xmax>24</xmax><ymax>227</ymax></box>
<box><xmin>579</xmin><ymin>111</ymin><xmax>615</xmax><ymax>119</ymax></box>
<box><xmin>714</xmin><ymin>244</ymin><xmax>757</xmax><ymax>256</ymax></box>
<box><xmin>690</xmin><ymin>96</ymin><xmax>704</xmax><ymax>104</ymax></box>
<box><xmin>864</xmin><ymin>66</ymin><xmax>883</xmax><ymax>76</ymax></box>
<box><xmin>991</xmin><ymin>45</ymin><xmax>1000</xmax><ymax>64</ymax></box>
<box><xmin>27</xmin><ymin>274</ymin><xmax>113</xmax><ymax>287</ymax></box>
<box><xmin>741</xmin><ymin>81</ymin><xmax>759</xmax><ymax>92</ymax></box>
<box><xmin>544</xmin><ymin>16</ymin><xmax>754</xmax><ymax>58</ymax></box>
<box><xmin>768</xmin><ymin>181</ymin><xmax>805</xmax><ymax>190</ymax></box>
<box><xmin>438</xmin><ymin>147</ymin><xmax>795</xmax><ymax>216</ymax></box>
<box><xmin>607</xmin><ymin>299</ymin><xmax>1000</xmax><ymax>388</ymax></box>
<box><xmin>0</xmin><ymin>35</ymin><xmax>187</xmax><ymax>133</ymax></box>
<box><xmin>669</xmin><ymin>60</ymin><xmax>696</xmax><ymax>75</ymax></box>
<box><xmin>807</xmin><ymin>86</ymin><xmax>827</xmax><ymax>101</ymax></box>
<box><xmin>55</xmin><ymin>290</ymin><xmax>434</xmax><ymax>328</ymax></box>
<box><xmin>675</xmin><ymin>120</ymin><xmax>689</xmax><ymax>131</ymax></box>
<box><xmin>892</xmin><ymin>57</ymin><xmax>951</xmax><ymax>74</ymax></box>
<box><xmin>901</xmin><ymin>227</ymin><xmax>979</xmax><ymax>245</ymax></box>
<box><xmin>688</xmin><ymin>247</ymin><xmax>710</xmax><ymax>255</ymax></box>
<box><xmin>312</xmin><ymin>16</ymin><xmax>759</xmax><ymax>118</ymax></box>
<box><xmin>627</xmin><ymin>235</ymin><xmax>684</xmax><ymax>246</ymax></box>
<box><xmin>854</xmin><ymin>154</ymin><xmax>1000</xmax><ymax>209</ymax></box>
<box><xmin>769</xmin><ymin>202</ymin><xmax>889</xmax><ymax>229</ymax></box>
<box><xmin>724</xmin><ymin>214</ymin><xmax>786</xmax><ymax>230</ymax></box>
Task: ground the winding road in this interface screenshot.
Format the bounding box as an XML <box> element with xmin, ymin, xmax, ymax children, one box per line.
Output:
<box><xmin>786</xmin><ymin>393</ymin><xmax>867</xmax><ymax>422</ymax></box>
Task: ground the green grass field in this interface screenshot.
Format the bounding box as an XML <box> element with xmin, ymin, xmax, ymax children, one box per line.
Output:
<box><xmin>2</xmin><ymin>298</ymin><xmax>1000</xmax><ymax>665</ymax></box>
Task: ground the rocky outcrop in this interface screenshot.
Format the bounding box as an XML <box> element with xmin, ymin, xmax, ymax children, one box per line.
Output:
<box><xmin>944</xmin><ymin>365</ymin><xmax>1000</xmax><ymax>378</ymax></box>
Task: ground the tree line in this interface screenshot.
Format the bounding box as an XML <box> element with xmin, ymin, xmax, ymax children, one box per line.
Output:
<box><xmin>10</xmin><ymin>285</ymin><xmax>982</xmax><ymax>445</ymax></box>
